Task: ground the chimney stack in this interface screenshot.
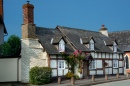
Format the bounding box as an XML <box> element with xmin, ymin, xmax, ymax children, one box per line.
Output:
<box><xmin>22</xmin><ymin>1</ymin><xmax>36</xmax><ymax>39</ymax></box>
<box><xmin>22</xmin><ymin>1</ymin><xmax>34</xmax><ymax>24</ymax></box>
<box><xmin>99</xmin><ymin>25</ymin><xmax>108</xmax><ymax>37</ymax></box>
<box><xmin>0</xmin><ymin>0</ymin><xmax>3</xmax><ymax>19</ymax></box>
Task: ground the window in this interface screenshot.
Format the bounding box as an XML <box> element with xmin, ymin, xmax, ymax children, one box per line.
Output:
<box><xmin>59</xmin><ymin>39</ymin><xmax>65</xmax><ymax>52</ymax></box>
<box><xmin>58</xmin><ymin>60</ymin><xmax>65</xmax><ymax>69</ymax></box>
<box><xmin>113</xmin><ymin>42</ymin><xmax>117</xmax><ymax>52</ymax></box>
<box><xmin>89</xmin><ymin>39</ymin><xmax>94</xmax><ymax>50</ymax></box>
<box><xmin>113</xmin><ymin>60</ymin><xmax>118</xmax><ymax>68</ymax></box>
<box><xmin>89</xmin><ymin>60</ymin><xmax>96</xmax><ymax>69</ymax></box>
<box><xmin>125</xmin><ymin>56</ymin><xmax>129</xmax><ymax>69</ymax></box>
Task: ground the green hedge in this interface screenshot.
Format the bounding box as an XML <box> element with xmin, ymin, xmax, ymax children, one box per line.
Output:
<box><xmin>29</xmin><ymin>66</ymin><xmax>52</xmax><ymax>85</ymax></box>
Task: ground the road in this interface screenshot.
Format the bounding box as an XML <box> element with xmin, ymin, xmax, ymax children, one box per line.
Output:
<box><xmin>92</xmin><ymin>79</ymin><xmax>130</xmax><ymax>86</ymax></box>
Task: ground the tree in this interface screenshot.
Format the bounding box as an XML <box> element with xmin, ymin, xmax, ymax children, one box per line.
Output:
<box><xmin>0</xmin><ymin>42</ymin><xmax>11</xmax><ymax>56</ymax></box>
<box><xmin>7</xmin><ymin>35</ymin><xmax>21</xmax><ymax>56</ymax></box>
<box><xmin>0</xmin><ymin>35</ymin><xmax>21</xmax><ymax>57</ymax></box>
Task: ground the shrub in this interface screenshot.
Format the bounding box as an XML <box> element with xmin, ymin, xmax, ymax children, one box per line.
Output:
<box><xmin>29</xmin><ymin>66</ymin><xmax>52</xmax><ymax>85</ymax></box>
<box><xmin>74</xmin><ymin>74</ymin><xmax>80</xmax><ymax>80</ymax></box>
<box><xmin>65</xmin><ymin>71</ymin><xmax>74</xmax><ymax>79</ymax></box>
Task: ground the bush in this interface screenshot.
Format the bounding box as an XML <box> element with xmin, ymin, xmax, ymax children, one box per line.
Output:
<box><xmin>29</xmin><ymin>66</ymin><xmax>52</xmax><ymax>85</ymax></box>
<box><xmin>74</xmin><ymin>74</ymin><xmax>80</xmax><ymax>80</ymax></box>
<box><xmin>65</xmin><ymin>71</ymin><xmax>74</xmax><ymax>79</ymax></box>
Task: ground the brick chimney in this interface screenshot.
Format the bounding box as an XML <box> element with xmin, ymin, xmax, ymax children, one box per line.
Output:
<box><xmin>22</xmin><ymin>1</ymin><xmax>36</xmax><ymax>39</ymax></box>
<box><xmin>22</xmin><ymin>1</ymin><xmax>34</xmax><ymax>24</ymax></box>
<box><xmin>0</xmin><ymin>0</ymin><xmax>3</xmax><ymax>19</ymax></box>
<box><xmin>99</xmin><ymin>25</ymin><xmax>108</xmax><ymax>37</ymax></box>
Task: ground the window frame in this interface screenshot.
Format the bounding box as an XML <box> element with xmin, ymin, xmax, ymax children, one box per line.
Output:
<box><xmin>89</xmin><ymin>60</ymin><xmax>96</xmax><ymax>70</ymax></box>
<box><xmin>58</xmin><ymin>60</ymin><xmax>65</xmax><ymax>69</ymax></box>
<box><xmin>59</xmin><ymin>39</ymin><xmax>65</xmax><ymax>52</ymax></box>
<box><xmin>113</xmin><ymin>59</ymin><xmax>118</xmax><ymax>68</ymax></box>
<box><xmin>113</xmin><ymin>42</ymin><xmax>117</xmax><ymax>52</ymax></box>
<box><xmin>89</xmin><ymin>39</ymin><xmax>94</xmax><ymax>50</ymax></box>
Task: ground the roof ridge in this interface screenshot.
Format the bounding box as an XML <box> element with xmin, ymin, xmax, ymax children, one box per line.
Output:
<box><xmin>36</xmin><ymin>26</ymin><xmax>55</xmax><ymax>29</ymax></box>
<box><xmin>57</xmin><ymin>25</ymin><xmax>99</xmax><ymax>33</ymax></box>
<box><xmin>109</xmin><ymin>30</ymin><xmax>130</xmax><ymax>33</ymax></box>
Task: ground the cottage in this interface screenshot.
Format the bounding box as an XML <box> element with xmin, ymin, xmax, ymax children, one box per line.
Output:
<box><xmin>109</xmin><ymin>31</ymin><xmax>130</xmax><ymax>74</ymax></box>
<box><xmin>21</xmin><ymin>2</ymin><xmax>128</xmax><ymax>83</ymax></box>
<box><xmin>0</xmin><ymin>0</ymin><xmax>7</xmax><ymax>45</ymax></box>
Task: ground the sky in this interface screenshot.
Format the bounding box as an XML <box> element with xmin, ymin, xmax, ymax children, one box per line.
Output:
<box><xmin>4</xmin><ymin>0</ymin><xmax>130</xmax><ymax>40</ymax></box>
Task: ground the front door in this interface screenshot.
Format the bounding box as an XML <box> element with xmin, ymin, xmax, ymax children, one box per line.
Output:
<box><xmin>83</xmin><ymin>61</ymin><xmax>89</xmax><ymax>78</ymax></box>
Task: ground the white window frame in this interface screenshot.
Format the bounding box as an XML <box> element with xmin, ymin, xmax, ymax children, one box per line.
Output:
<box><xmin>89</xmin><ymin>39</ymin><xmax>94</xmax><ymax>50</ymax></box>
<box><xmin>59</xmin><ymin>39</ymin><xmax>65</xmax><ymax>52</ymax></box>
<box><xmin>113</xmin><ymin>42</ymin><xmax>117</xmax><ymax>52</ymax></box>
<box><xmin>89</xmin><ymin>60</ymin><xmax>96</xmax><ymax>70</ymax></box>
<box><xmin>113</xmin><ymin>59</ymin><xmax>118</xmax><ymax>68</ymax></box>
<box><xmin>58</xmin><ymin>60</ymin><xmax>65</xmax><ymax>69</ymax></box>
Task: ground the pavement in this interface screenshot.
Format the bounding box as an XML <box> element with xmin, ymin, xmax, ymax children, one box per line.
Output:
<box><xmin>0</xmin><ymin>74</ymin><xmax>130</xmax><ymax>86</ymax></box>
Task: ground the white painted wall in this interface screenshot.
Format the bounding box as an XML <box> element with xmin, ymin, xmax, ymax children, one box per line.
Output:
<box><xmin>0</xmin><ymin>58</ymin><xmax>18</xmax><ymax>82</ymax></box>
<box><xmin>19</xmin><ymin>58</ymin><xmax>21</xmax><ymax>81</ymax></box>
<box><xmin>50</xmin><ymin>55</ymin><xmax>56</xmax><ymax>58</ymax></box>
<box><xmin>21</xmin><ymin>39</ymin><xmax>47</xmax><ymax>83</ymax></box>
<box><xmin>50</xmin><ymin>58</ymin><xmax>68</xmax><ymax>76</ymax></box>
<box><xmin>99</xmin><ymin>53</ymin><xmax>101</xmax><ymax>58</ymax></box>
<box><xmin>97</xmin><ymin>70</ymin><xmax>103</xmax><ymax>74</ymax></box>
<box><xmin>102</xmin><ymin>53</ymin><xmax>105</xmax><ymax>58</ymax></box>
<box><xmin>0</xmin><ymin>24</ymin><xmax>4</xmax><ymax>45</ymax></box>
<box><xmin>90</xmin><ymin>70</ymin><xmax>96</xmax><ymax>75</ymax></box>
<box><xmin>96</xmin><ymin>60</ymin><xmax>102</xmax><ymax>68</ymax></box>
<box><xmin>119</xmin><ymin>68</ymin><xmax>123</xmax><ymax>73</ymax></box>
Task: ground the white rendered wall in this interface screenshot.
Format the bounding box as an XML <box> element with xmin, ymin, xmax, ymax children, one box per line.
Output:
<box><xmin>0</xmin><ymin>58</ymin><xmax>18</xmax><ymax>82</ymax></box>
<box><xmin>21</xmin><ymin>39</ymin><xmax>47</xmax><ymax>83</ymax></box>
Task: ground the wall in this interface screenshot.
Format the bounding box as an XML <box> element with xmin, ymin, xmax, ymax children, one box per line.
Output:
<box><xmin>50</xmin><ymin>55</ymin><xmax>69</xmax><ymax>77</ymax></box>
<box><xmin>124</xmin><ymin>52</ymin><xmax>130</xmax><ymax>74</ymax></box>
<box><xmin>0</xmin><ymin>24</ymin><xmax>4</xmax><ymax>45</ymax></box>
<box><xmin>89</xmin><ymin>52</ymin><xmax>124</xmax><ymax>75</ymax></box>
<box><xmin>21</xmin><ymin>38</ymin><xmax>48</xmax><ymax>83</ymax></box>
<box><xmin>0</xmin><ymin>57</ymin><xmax>20</xmax><ymax>82</ymax></box>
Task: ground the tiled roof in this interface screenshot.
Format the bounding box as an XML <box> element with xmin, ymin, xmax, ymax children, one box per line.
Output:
<box><xmin>109</xmin><ymin>30</ymin><xmax>130</xmax><ymax>51</ymax></box>
<box><xmin>57</xmin><ymin>26</ymin><xmax>115</xmax><ymax>53</ymax></box>
<box><xmin>36</xmin><ymin>25</ymin><xmax>125</xmax><ymax>54</ymax></box>
<box><xmin>36</xmin><ymin>27</ymin><xmax>74</xmax><ymax>54</ymax></box>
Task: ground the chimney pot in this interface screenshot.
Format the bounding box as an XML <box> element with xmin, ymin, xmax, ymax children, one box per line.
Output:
<box><xmin>22</xmin><ymin>1</ymin><xmax>34</xmax><ymax>24</ymax></box>
<box><xmin>102</xmin><ymin>24</ymin><xmax>105</xmax><ymax>28</ymax></box>
<box><xmin>27</xmin><ymin>1</ymin><xmax>30</xmax><ymax>4</ymax></box>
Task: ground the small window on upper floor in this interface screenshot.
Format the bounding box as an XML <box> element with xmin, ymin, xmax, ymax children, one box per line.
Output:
<box><xmin>59</xmin><ymin>39</ymin><xmax>65</xmax><ymax>52</ymax></box>
<box><xmin>113</xmin><ymin>42</ymin><xmax>117</xmax><ymax>52</ymax></box>
<box><xmin>89</xmin><ymin>39</ymin><xmax>94</xmax><ymax>50</ymax></box>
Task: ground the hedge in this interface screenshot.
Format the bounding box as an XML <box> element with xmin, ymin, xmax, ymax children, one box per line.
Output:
<box><xmin>29</xmin><ymin>66</ymin><xmax>52</xmax><ymax>85</ymax></box>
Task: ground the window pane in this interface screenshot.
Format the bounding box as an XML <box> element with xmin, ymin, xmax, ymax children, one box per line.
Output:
<box><xmin>89</xmin><ymin>60</ymin><xmax>96</xmax><ymax>69</ymax></box>
<box><xmin>58</xmin><ymin>60</ymin><xmax>65</xmax><ymax>69</ymax></box>
<box><xmin>113</xmin><ymin>60</ymin><xmax>118</xmax><ymax>68</ymax></box>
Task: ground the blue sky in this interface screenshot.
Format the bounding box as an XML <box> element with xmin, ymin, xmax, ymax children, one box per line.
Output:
<box><xmin>4</xmin><ymin>0</ymin><xmax>130</xmax><ymax>40</ymax></box>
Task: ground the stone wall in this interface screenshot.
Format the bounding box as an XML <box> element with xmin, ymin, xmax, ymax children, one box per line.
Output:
<box><xmin>21</xmin><ymin>38</ymin><xmax>48</xmax><ymax>83</ymax></box>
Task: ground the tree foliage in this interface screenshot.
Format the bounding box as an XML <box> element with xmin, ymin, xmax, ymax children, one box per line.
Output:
<box><xmin>0</xmin><ymin>42</ymin><xmax>11</xmax><ymax>56</ymax></box>
<box><xmin>7</xmin><ymin>35</ymin><xmax>21</xmax><ymax>56</ymax></box>
<box><xmin>0</xmin><ymin>35</ymin><xmax>21</xmax><ymax>57</ymax></box>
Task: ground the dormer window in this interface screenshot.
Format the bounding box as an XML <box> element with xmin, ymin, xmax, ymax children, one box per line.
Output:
<box><xmin>59</xmin><ymin>39</ymin><xmax>65</xmax><ymax>52</ymax></box>
<box><xmin>89</xmin><ymin>39</ymin><xmax>94</xmax><ymax>50</ymax></box>
<box><xmin>113</xmin><ymin>42</ymin><xmax>117</xmax><ymax>52</ymax></box>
